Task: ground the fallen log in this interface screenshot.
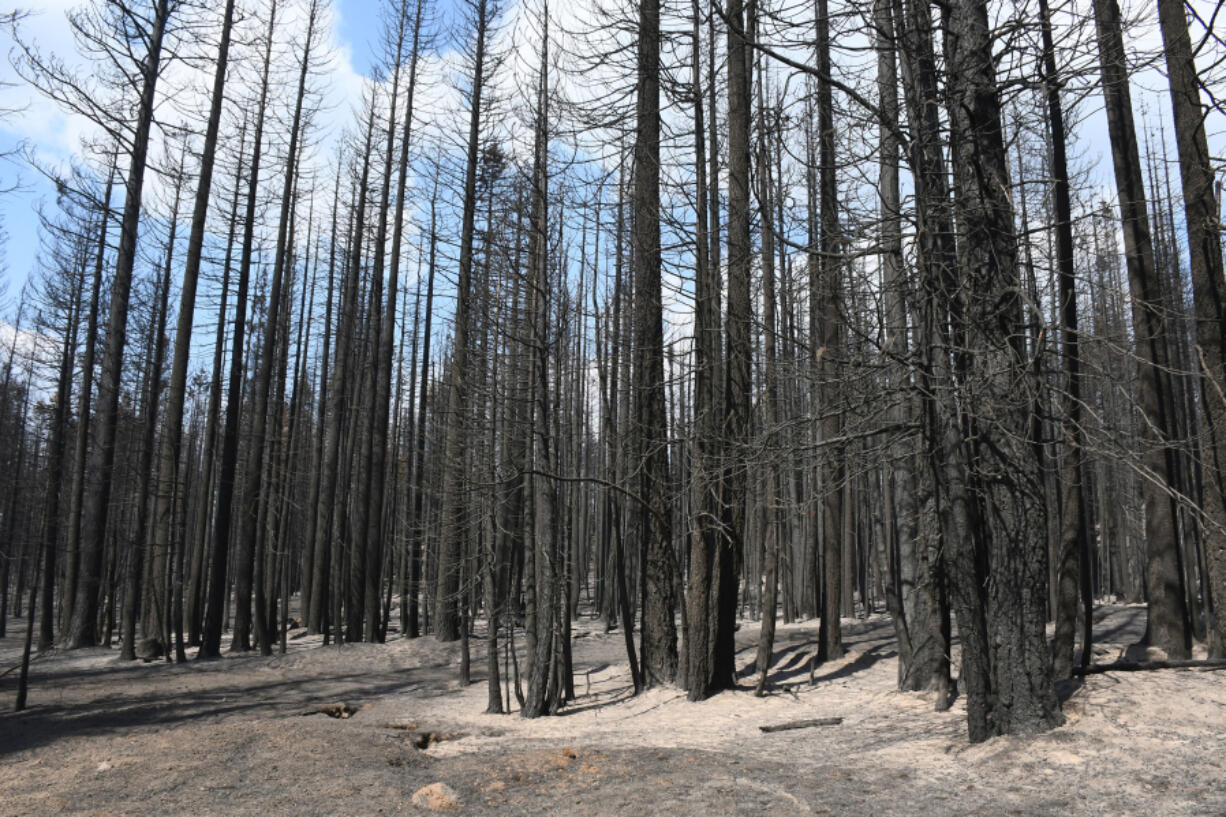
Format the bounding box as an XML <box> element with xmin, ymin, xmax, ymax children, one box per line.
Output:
<box><xmin>1073</xmin><ymin>659</ymin><xmax>1226</xmax><ymax>676</ymax></box>
<box><xmin>759</xmin><ymin>717</ymin><xmax>843</xmax><ymax>733</ymax></box>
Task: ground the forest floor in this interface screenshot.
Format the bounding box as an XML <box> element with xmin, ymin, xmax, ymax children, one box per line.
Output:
<box><xmin>1</xmin><ymin>604</ymin><xmax>1224</xmax><ymax>816</ymax></box>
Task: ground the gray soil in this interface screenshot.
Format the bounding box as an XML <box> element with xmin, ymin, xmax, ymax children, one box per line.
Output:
<box><xmin>2</xmin><ymin>606</ymin><xmax>1223</xmax><ymax>816</ymax></box>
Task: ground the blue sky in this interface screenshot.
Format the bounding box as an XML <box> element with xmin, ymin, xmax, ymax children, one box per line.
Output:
<box><xmin>0</xmin><ymin>0</ymin><xmax>1208</xmax><ymax>314</ymax></box>
<box><xmin>0</xmin><ymin>0</ymin><xmax>396</xmax><ymax>299</ymax></box>
<box><xmin>333</xmin><ymin>0</ymin><xmax>386</xmax><ymax>76</ymax></box>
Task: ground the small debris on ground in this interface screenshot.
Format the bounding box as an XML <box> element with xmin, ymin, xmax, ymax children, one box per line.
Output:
<box><xmin>300</xmin><ymin>702</ymin><xmax>358</xmax><ymax>719</ymax></box>
<box><xmin>411</xmin><ymin>731</ymin><xmax>467</xmax><ymax>749</ymax></box>
<box><xmin>411</xmin><ymin>782</ymin><xmax>461</xmax><ymax>811</ymax></box>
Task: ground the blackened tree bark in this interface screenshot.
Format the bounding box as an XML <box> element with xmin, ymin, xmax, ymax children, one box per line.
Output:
<box><xmin>942</xmin><ymin>0</ymin><xmax>1063</xmax><ymax>737</ymax></box>
<box><xmin>1040</xmin><ymin>0</ymin><xmax>1092</xmax><ymax>679</ymax></box>
<box><xmin>1092</xmin><ymin>0</ymin><xmax>1190</xmax><ymax>659</ymax></box>
<box><xmin>407</xmin><ymin>175</ymin><xmax>440</xmax><ymax>639</ymax></box>
<box><xmin>122</xmin><ymin>163</ymin><xmax>182</xmax><ymax>660</ymax></box>
<box><xmin>599</xmin><ymin>164</ymin><xmax>642</xmax><ymax>689</ymax></box>
<box><xmin>306</xmin><ymin>160</ymin><xmax>344</xmax><ymax>635</ymax></box>
<box><xmin>366</xmin><ymin>0</ymin><xmax>425</xmax><ymax>642</ymax></box>
<box><xmin>188</xmin><ymin>116</ymin><xmax>247</xmax><ymax>646</ymax></box>
<box><xmin>37</xmin><ymin>235</ymin><xmax>87</xmax><ymax>652</ymax></box>
<box><xmin>753</xmin><ymin>69</ymin><xmax>781</xmax><ymax>696</ymax></box>
<box><xmin>436</xmin><ymin>0</ymin><xmax>492</xmax><ymax>642</ymax></box>
<box><xmin>201</xmin><ymin>0</ymin><xmax>278</xmax><ymax>658</ymax></box>
<box><xmin>685</xmin><ymin>0</ymin><xmax>722</xmax><ymax>701</ymax></box>
<box><xmin>0</xmin><ymin>298</ymin><xmax>21</xmax><ymax>641</ymax></box>
<box><xmin>329</xmin><ymin>99</ymin><xmax>378</xmax><ymax>645</ymax></box>
<box><xmin>351</xmin><ymin>53</ymin><xmax>402</xmax><ymax>645</ymax></box>
<box><xmin>149</xmin><ymin>0</ymin><xmax>236</xmax><ymax>659</ymax></box>
<box><xmin>896</xmin><ymin>0</ymin><xmax>991</xmax><ymax>736</ymax></box>
<box><xmin>237</xmin><ymin>0</ymin><xmax>319</xmax><ymax>655</ymax></box>
<box><xmin>64</xmin><ymin>0</ymin><xmax>176</xmax><ymax>649</ymax></box>
<box><xmin>523</xmin><ymin>1</ymin><xmax>564</xmax><ymax>716</ymax></box>
<box><xmin>61</xmin><ymin>161</ymin><xmax>114</xmax><ymax>637</ymax></box>
<box><xmin>875</xmin><ymin>0</ymin><xmax>949</xmax><ymax>697</ymax></box>
<box><xmin>1157</xmin><ymin>0</ymin><xmax>1226</xmax><ymax>658</ymax></box>
<box><xmin>14</xmin><ymin>375</ymin><xmax>37</xmax><ymax>710</ymax></box>
<box><xmin>633</xmin><ymin>0</ymin><xmax>677</xmax><ymax>688</ymax></box>
<box><xmin>815</xmin><ymin>0</ymin><xmax>843</xmax><ymax>662</ymax></box>
<box><xmin>717</xmin><ymin>0</ymin><xmax>751</xmax><ymax>693</ymax></box>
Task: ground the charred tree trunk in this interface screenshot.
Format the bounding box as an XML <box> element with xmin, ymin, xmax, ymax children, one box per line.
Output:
<box><xmin>1092</xmin><ymin>0</ymin><xmax>1190</xmax><ymax>659</ymax></box>
<box><xmin>1157</xmin><ymin>0</ymin><xmax>1226</xmax><ymax>658</ymax></box>
<box><xmin>815</xmin><ymin>0</ymin><xmax>844</xmax><ymax>662</ymax></box>
<box><xmin>685</xmin><ymin>0</ymin><xmax>722</xmax><ymax>701</ymax></box>
<box><xmin>435</xmin><ymin>0</ymin><xmax>491</xmax><ymax>643</ymax></box>
<box><xmin>122</xmin><ymin>168</ymin><xmax>182</xmax><ymax>660</ymax></box>
<box><xmin>942</xmin><ymin>0</ymin><xmax>1063</xmax><ymax>737</ymax></box>
<box><xmin>632</xmin><ymin>0</ymin><xmax>678</xmax><ymax>688</ymax></box>
<box><xmin>201</xmin><ymin>1</ymin><xmax>278</xmax><ymax>658</ymax></box>
<box><xmin>66</xmin><ymin>0</ymin><xmax>174</xmax><ymax>649</ymax></box>
<box><xmin>717</xmin><ymin>0</ymin><xmax>752</xmax><ymax>693</ymax></box>
<box><xmin>150</xmin><ymin>0</ymin><xmax>237</xmax><ymax>660</ymax></box>
<box><xmin>237</xmin><ymin>0</ymin><xmax>318</xmax><ymax>656</ymax></box>
<box><xmin>61</xmin><ymin>162</ymin><xmax>114</xmax><ymax>638</ymax></box>
<box><xmin>367</xmin><ymin>0</ymin><xmax>425</xmax><ymax>643</ymax></box>
<box><xmin>1040</xmin><ymin>0</ymin><xmax>1093</xmax><ymax>679</ymax></box>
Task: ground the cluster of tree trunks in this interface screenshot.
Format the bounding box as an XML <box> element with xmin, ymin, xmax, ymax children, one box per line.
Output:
<box><xmin>5</xmin><ymin>0</ymin><xmax>1226</xmax><ymax>745</ymax></box>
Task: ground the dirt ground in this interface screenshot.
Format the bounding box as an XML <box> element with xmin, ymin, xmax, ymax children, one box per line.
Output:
<box><xmin>2</xmin><ymin>605</ymin><xmax>1224</xmax><ymax>816</ymax></box>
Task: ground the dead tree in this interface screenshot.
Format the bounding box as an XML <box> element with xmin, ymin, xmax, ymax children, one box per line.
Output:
<box><xmin>1157</xmin><ymin>0</ymin><xmax>1226</xmax><ymax>658</ymax></box>
<box><xmin>940</xmin><ymin>0</ymin><xmax>1063</xmax><ymax>738</ymax></box>
<box><xmin>1091</xmin><ymin>0</ymin><xmax>1190</xmax><ymax>659</ymax></box>
<box><xmin>435</xmin><ymin>0</ymin><xmax>494</xmax><ymax>643</ymax></box>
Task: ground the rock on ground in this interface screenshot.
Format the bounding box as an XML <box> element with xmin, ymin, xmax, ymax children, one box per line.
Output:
<box><xmin>412</xmin><ymin>782</ymin><xmax>461</xmax><ymax>811</ymax></box>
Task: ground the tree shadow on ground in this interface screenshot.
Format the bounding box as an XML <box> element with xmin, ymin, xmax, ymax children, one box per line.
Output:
<box><xmin>557</xmin><ymin>683</ymin><xmax>641</xmax><ymax>716</ymax></box>
<box><xmin>733</xmin><ymin>641</ymin><xmax>896</xmax><ymax>690</ymax></box>
<box><xmin>735</xmin><ymin>640</ymin><xmax>812</xmax><ymax>681</ymax></box>
<box><xmin>1054</xmin><ymin>677</ymin><xmax>1085</xmax><ymax>704</ymax></box>
<box><xmin>1091</xmin><ymin>618</ymin><xmax>1141</xmax><ymax>645</ymax></box>
<box><xmin>0</xmin><ymin>655</ymin><xmax>448</xmax><ymax>759</ymax></box>
<box><xmin>803</xmin><ymin>644</ymin><xmax>895</xmax><ymax>686</ymax></box>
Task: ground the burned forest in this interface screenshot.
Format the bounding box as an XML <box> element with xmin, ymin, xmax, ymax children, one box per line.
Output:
<box><xmin>2</xmin><ymin>0</ymin><xmax>1226</xmax><ymax>813</ymax></box>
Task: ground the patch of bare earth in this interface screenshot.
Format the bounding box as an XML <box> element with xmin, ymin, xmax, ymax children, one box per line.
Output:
<box><xmin>2</xmin><ymin>605</ymin><xmax>1223</xmax><ymax>816</ymax></box>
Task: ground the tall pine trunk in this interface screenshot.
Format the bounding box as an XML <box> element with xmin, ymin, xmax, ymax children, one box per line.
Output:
<box><xmin>716</xmin><ymin>0</ymin><xmax>751</xmax><ymax>693</ymax></box>
<box><xmin>1041</xmin><ymin>0</ymin><xmax>1092</xmax><ymax>679</ymax></box>
<box><xmin>1092</xmin><ymin>0</ymin><xmax>1190</xmax><ymax>658</ymax></box>
<box><xmin>685</xmin><ymin>0</ymin><xmax>722</xmax><ymax>701</ymax></box>
<box><xmin>633</xmin><ymin>0</ymin><xmax>678</xmax><ymax>688</ymax></box>
<box><xmin>237</xmin><ymin>0</ymin><xmax>318</xmax><ymax>655</ymax></box>
<box><xmin>150</xmin><ymin>0</ymin><xmax>237</xmax><ymax>659</ymax></box>
<box><xmin>201</xmin><ymin>1</ymin><xmax>279</xmax><ymax>658</ymax></box>
<box><xmin>942</xmin><ymin>0</ymin><xmax>1063</xmax><ymax>738</ymax></box>
<box><xmin>66</xmin><ymin>0</ymin><xmax>174</xmax><ymax>649</ymax></box>
<box><xmin>435</xmin><ymin>0</ymin><xmax>490</xmax><ymax>643</ymax></box>
<box><xmin>1157</xmin><ymin>0</ymin><xmax>1226</xmax><ymax>658</ymax></box>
